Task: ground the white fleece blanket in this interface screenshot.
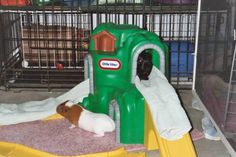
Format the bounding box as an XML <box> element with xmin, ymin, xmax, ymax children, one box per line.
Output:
<box><xmin>0</xmin><ymin>79</ymin><xmax>90</xmax><ymax>125</ymax></box>
<box><xmin>135</xmin><ymin>67</ymin><xmax>192</xmax><ymax>141</ymax></box>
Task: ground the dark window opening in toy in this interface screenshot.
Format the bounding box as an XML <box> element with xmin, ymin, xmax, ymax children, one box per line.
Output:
<box><xmin>92</xmin><ymin>31</ymin><xmax>116</xmax><ymax>53</ymax></box>
<box><xmin>137</xmin><ymin>50</ymin><xmax>153</xmax><ymax>80</ymax></box>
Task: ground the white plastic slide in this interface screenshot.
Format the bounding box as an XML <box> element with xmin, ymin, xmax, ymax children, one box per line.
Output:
<box><xmin>135</xmin><ymin>67</ymin><xmax>192</xmax><ymax>141</ymax></box>
<box><xmin>0</xmin><ymin>79</ymin><xmax>90</xmax><ymax>125</ymax></box>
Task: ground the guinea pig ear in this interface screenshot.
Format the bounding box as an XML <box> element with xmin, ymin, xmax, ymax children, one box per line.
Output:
<box><xmin>56</xmin><ymin>101</ymin><xmax>66</xmax><ymax>113</ymax></box>
<box><xmin>62</xmin><ymin>100</ymin><xmax>69</xmax><ymax>105</ymax></box>
<box><xmin>56</xmin><ymin>105</ymin><xmax>62</xmax><ymax>114</ymax></box>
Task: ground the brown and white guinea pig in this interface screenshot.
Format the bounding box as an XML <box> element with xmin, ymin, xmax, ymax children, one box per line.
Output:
<box><xmin>56</xmin><ymin>101</ymin><xmax>115</xmax><ymax>137</ymax></box>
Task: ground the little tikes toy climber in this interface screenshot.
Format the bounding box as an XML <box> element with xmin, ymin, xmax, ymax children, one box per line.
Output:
<box><xmin>83</xmin><ymin>23</ymin><xmax>168</xmax><ymax>144</ymax></box>
<box><xmin>83</xmin><ymin>23</ymin><xmax>196</xmax><ymax>157</ymax></box>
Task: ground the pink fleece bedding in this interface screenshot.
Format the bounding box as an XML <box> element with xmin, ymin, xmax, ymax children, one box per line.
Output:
<box><xmin>0</xmin><ymin>119</ymin><xmax>145</xmax><ymax>156</ymax></box>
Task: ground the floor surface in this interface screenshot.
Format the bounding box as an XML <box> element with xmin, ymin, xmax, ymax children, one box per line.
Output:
<box><xmin>0</xmin><ymin>88</ymin><xmax>232</xmax><ymax>157</ymax></box>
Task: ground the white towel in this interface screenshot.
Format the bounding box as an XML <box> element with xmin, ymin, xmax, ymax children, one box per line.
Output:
<box><xmin>57</xmin><ymin>79</ymin><xmax>90</xmax><ymax>104</ymax></box>
<box><xmin>135</xmin><ymin>67</ymin><xmax>191</xmax><ymax>141</ymax></box>
<box><xmin>0</xmin><ymin>79</ymin><xmax>90</xmax><ymax>125</ymax></box>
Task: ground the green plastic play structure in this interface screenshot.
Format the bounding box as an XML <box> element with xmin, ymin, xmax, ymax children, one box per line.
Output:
<box><xmin>81</xmin><ymin>23</ymin><xmax>169</xmax><ymax>144</ymax></box>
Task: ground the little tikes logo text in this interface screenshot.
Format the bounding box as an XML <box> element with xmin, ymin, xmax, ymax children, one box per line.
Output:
<box><xmin>99</xmin><ymin>59</ymin><xmax>121</xmax><ymax>70</ymax></box>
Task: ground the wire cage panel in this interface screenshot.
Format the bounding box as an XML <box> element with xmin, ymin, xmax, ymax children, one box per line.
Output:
<box><xmin>0</xmin><ymin>12</ymin><xmax>22</xmax><ymax>68</ymax></box>
<box><xmin>0</xmin><ymin>9</ymin><xmax>196</xmax><ymax>90</ymax></box>
<box><xmin>198</xmin><ymin>10</ymin><xmax>229</xmax><ymax>73</ymax></box>
<box><xmin>147</xmin><ymin>13</ymin><xmax>196</xmax><ymax>41</ymax></box>
<box><xmin>147</xmin><ymin>13</ymin><xmax>196</xmax><ymax>87</ymax></box>
<box><xmin>195</xmin><ymin>0</ymin><xmax>236</xmax><ymax>152</ymax></box>
<box><xmin>21</xmin><ymin>12</ymin><xmax>90</xmax><ymax>68</ymax></box>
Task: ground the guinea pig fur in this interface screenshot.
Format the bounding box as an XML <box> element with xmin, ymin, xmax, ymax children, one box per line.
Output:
<box><xmin>56</xmin><ymin>101</ymin><xmax>115</xmax><ymax>137</ymax></box>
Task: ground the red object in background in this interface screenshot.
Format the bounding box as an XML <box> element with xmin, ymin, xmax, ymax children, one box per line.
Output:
<box><xmin>77</xmin><ymin>28</ymin><xmax>90</xmax><ymax>50</ymax></box>
<box><xmin>0</xmin><ymin>0</ymin><xmax>31</xmax><ymax>6</ymax></box>
<box><xmin>56</xmin><ymin>62</ymin><xmax>64</xmax><ymax>70</ymax></box>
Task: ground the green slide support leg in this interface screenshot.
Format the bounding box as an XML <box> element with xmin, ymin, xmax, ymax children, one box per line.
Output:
<box><xmin>117</xmin><ymin>87</ymin><xmax>145</xmax><ymax>144</ymax></box>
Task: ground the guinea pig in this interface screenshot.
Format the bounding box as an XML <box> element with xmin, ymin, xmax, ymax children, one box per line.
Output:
<box><xmin>56</xmin><ymin>101</ymin><xmax>115</xmax><ymax>137</ymax></box>
<box><xmin>137</xmin><ymin>51</ymin><xmax>153</xmax><ymax>80</ymax></box>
